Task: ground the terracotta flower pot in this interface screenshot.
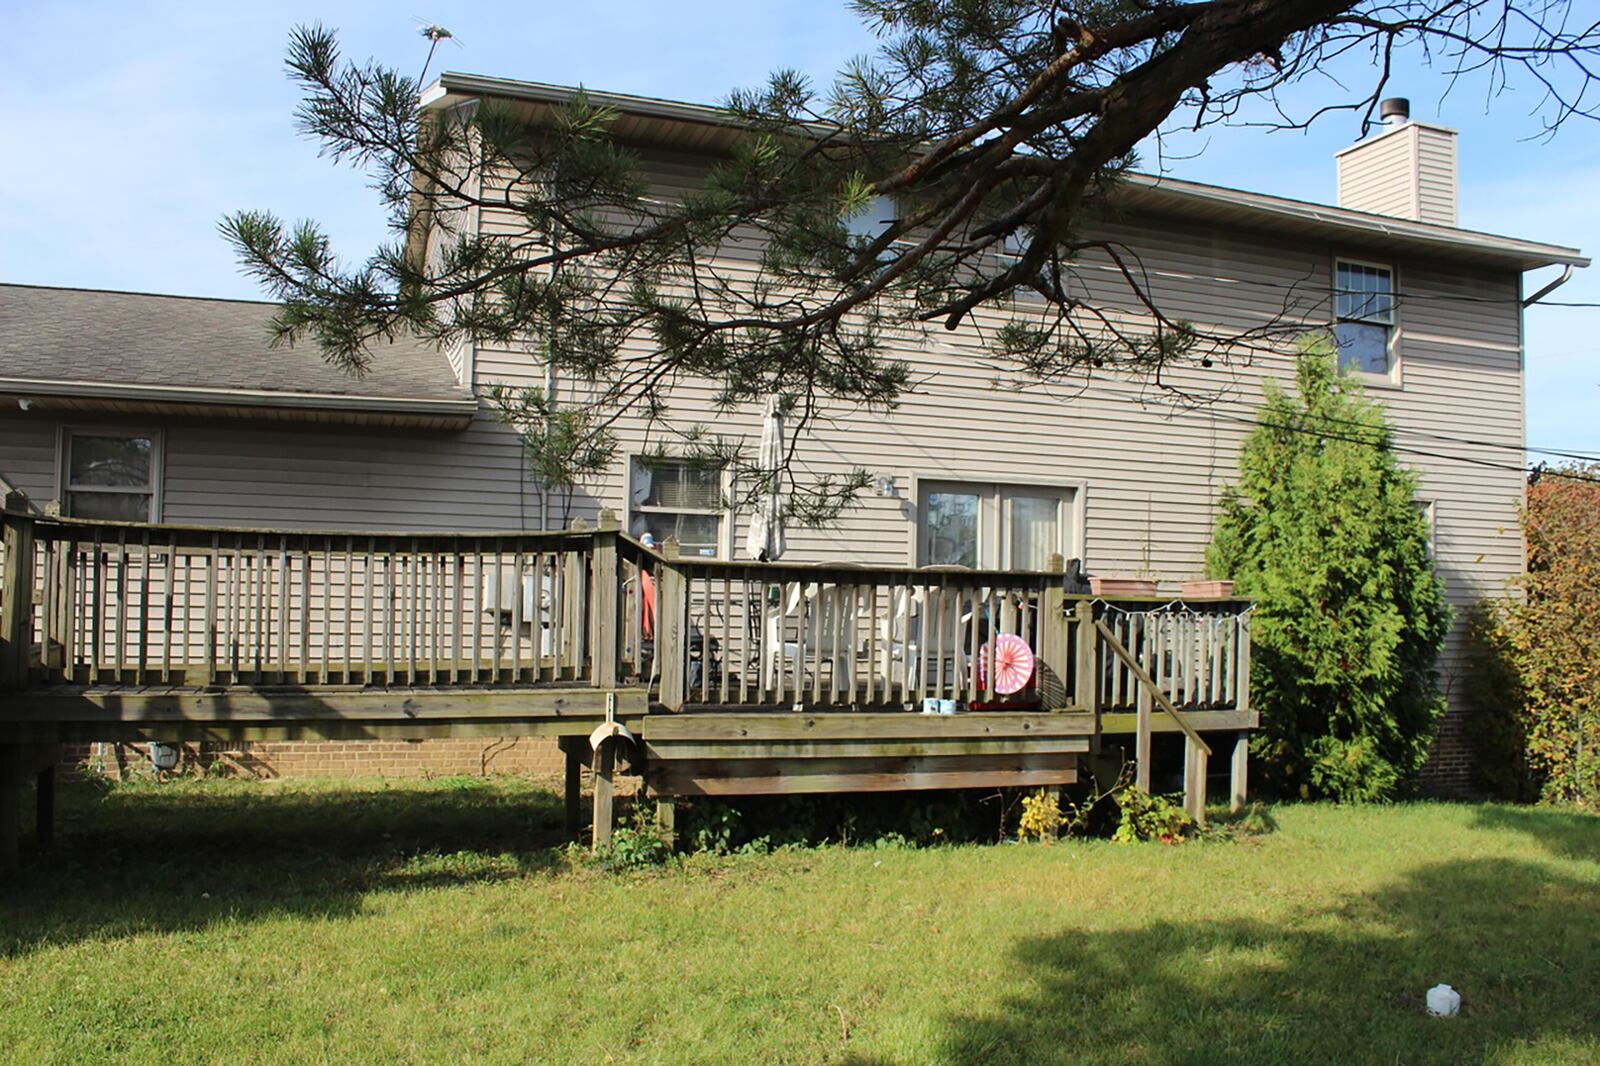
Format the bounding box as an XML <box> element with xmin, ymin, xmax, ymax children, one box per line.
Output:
<box><xmin>1089</xmin><ymin>576</ymin><xmax>1159</xmax><ymax>597</ymax></box>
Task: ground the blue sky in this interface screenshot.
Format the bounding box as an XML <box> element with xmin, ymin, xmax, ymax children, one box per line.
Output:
<box><xmin>2</xmin><ymin>1</ymin><xmax>1595</xmax><ymax>455</ymax></box>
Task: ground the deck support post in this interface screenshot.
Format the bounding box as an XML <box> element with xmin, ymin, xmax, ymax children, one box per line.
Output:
<box><xmin>1230</xmin><ymin>731</ymin><xmax>1249</xmax><ymax>814</ymax></box>
<box><xmin>0</xmin><ymin>745</ymin><xmax>20</xmax><ymax>877</ymax></box>
<box><xmin>35</xmin><ymin>762</ymin><xmax>55</xmax><ymax>852</ymax></box>
<box><xmin>1183</xmin><ymin>736</ymin><xmax>1208</xmax><ymax>828</ymax></box>
<box><xmin>1072</xmin><ymin>601</ymin><xmax>1097</xmax><ymax>730</ymax></box>
<box><xmin>2</xmin><ymin>493</ymin><xmax>37</xmax><ymax>691</ymax></box>
<box><xmin>1037</xmin><ymin>556</ymin><xmax>1069</xmax><ymax>710</ymax></box>
<box><xmin>591</xmin><ymin>512</ymin><xmax>621</xmax><ymax>688</ymax></box>
<box><xmin>655</xmin><ymin>798</ymin><xmax>677</xmax><ymax>851</ymax></box>
<box><xmin>561</xmin><ymin>737</ymin><xmax>583</xmax><ymax>840</ymax></box>
<box><xmin>657</xmin><ymin>540</ymin><xmax>687</xmax><ymax>711</ymax></box>
<box><xmin>591</xmin><ymin>739</ymin><xmax>615</xmax><ymax>852</ymax></box>
<box><xmin>1134</xmin><ymin>636</ymin><xmax>1153</xmax><ymax>794</ymax></box>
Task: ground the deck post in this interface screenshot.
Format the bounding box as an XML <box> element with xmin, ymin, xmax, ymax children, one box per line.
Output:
<box><xmin>2</xmin><ymin>493</ymin><xmax>37</xmax><ymax>691</ymax></box>
<box><xmin>1037</xmin><ymin>555</ymin><xmax>1069</xmax><ymax>709</ymax></box>
<box><xmin>1184</xmin><ymin>736</ymin><xmax>1208</xmax><ymax>827</ymax></box>
<box><xmin>657</xmin><ymin>539</ymin><xmax>687</xmax><ymax>711</ymax></box>
<box><xmin>1072</xmin><ymin>600</ymin><xmax>1098</xmax><ymax>730</ymax></box>
<box><xmin>591</xmin><ymin>738</ymin><xmax>616</xmax><ymax>851</ymax></box>
<box><xmin>35</xmin><ymin>762</ymin><xmax>55</xmax><ymax>852</ymax></box>
<box><xmin>591</xmin><ymin>512</ymin><xmax>621</xmax><ymax>687</ymax></box>
<box><xmin>655</xmin><ymin>798</ymin><xmax>677</xmax><ymax>851</ymax></box>
<box><xmin>561</xmin><ymin>737</ymin><xmax>583</xmax><ymax>839</ymax></box>
<box><xmin>1230</xmin><ymin>731</ymin><xmax>1250</xmax><ymax>813</ymax></box>
<box><xmin>1135</xmin><ymin>630</ymin><xmax>1153</xmax><ymax>793</ymax></box>
<box><xmin>0</xmin><ymin>745</ymin><xmax>19</xmax><ymax>876</ymax></box>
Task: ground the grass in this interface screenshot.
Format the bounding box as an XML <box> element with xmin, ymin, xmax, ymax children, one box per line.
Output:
<box><xmin>2</xmin><ymin>777</ymin><xmax>1598</xmax><ymax>1064</ymax></box>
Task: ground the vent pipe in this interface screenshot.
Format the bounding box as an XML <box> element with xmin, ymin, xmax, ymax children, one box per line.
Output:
<box><xmin>1379</xmin><ymin>97</ymin><xmax>1410</xmax><ymax>128</ymax></box>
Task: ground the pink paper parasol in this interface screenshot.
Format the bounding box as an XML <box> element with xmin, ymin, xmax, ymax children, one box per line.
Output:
<box><xmin>979</xmin><ymin>632</ymin><xmax>1035</xmax><ymax>695</ymax></box>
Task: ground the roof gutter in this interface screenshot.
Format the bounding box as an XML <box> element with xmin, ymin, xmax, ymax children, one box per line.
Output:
<box><xmin>1523</xmin><ymin>264</ymin><xmax>1576</xmax><ymax>307</ymax></box>
<box><xmin>0</xmin><ymin>378</ymin><xmax>479</xmax><ymax>420</ymax></box>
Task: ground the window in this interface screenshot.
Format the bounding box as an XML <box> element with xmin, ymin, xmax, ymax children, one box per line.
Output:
<box><xmin>62</xmin><ymin>430</ymin><xmax>160</xmax><ymax>521</ymax></box>
<box><xmin>1334</xmin><ymin>260</ymin><xmax>1396</xmax><ymax>376</ymax></box>
<box><xmin>628</xmin><ymin>457</ymin><xmax>726</xmax><ymax>557</ymax></box>
<box><xmin>917</xmin><ymin>481</ymin><xmax>1080</xmax><ymax>569</ymax></box>
<box><xmin>1415</xmin><ymin>499</ymin><xmax>1437</xmax><ymax>556</ymax></box>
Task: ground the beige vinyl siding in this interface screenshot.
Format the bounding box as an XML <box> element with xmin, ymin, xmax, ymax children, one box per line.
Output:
<box><xmin>1337</xmin><ymin>124</ymin><xmax>1460</xmax><ymax>226</ymax></box>
<box><xmin>1415</xmin><ymin>126</ymin><xmax>1459</xmax><ymax>226</ymax></box>
<box><xmin>1338</xmin><ymin>127</ymin><xmax>1420</xmax><ymax>219</ymax></box>
<box><xmin>0</xmin><ymin>418</ymin><xmax>60</xmax><ymax>502</ymax></box>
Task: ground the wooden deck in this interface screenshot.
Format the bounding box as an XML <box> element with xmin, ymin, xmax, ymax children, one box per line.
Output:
<box><xmin>1</xmin><ymin>501</ymin><xmax>1256</xmax><ymax>868</ymax></box>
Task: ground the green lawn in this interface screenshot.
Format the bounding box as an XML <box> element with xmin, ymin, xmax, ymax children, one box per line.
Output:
<box><xmin>2</xmin><ymin>778</ymin><xmax>1597</xmax><ymax>1064</ymax></box>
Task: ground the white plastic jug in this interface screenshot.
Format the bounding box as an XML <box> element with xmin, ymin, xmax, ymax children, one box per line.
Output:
<box><xmin>1426</xmin><ymin>984</ymin><xmax>1461</xmax><ymax>1017</ymax></box>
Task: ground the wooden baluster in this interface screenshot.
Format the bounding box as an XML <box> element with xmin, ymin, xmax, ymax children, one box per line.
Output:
<box><xmin>469</xmin><ymin>542</ymin><xmax>483</xmax><ymax>685</ymax></box>
<box><xmin>428</xmin><ymin>545</ymin><xmax>440</xmax><ymax>684</ymax></box>
<box><xmin>965</xmin><ymin>584</ymin><xmax>979</xmax><ymax>706</ymax></box>
<box><xmin>111</xmin><ymin>529</ymin><xmax>127</xmax><ymax>683</ymax></box>
<box><xmin>134</xmin><ymin>524</ymin><xmax>150</xmax><ymax>675</ymax></box>
<box><xmin>61</xmin><ymin>537</ymin><xmax>79</xmax><ymax>681</ymax></box>
<box><xmin>450</xmin><ymin>546</ymin><xmax>463</xmax><ymax>683</ymax></box>
<box><xmin>342</xmin><ymin>539</ymin><xmax>354</xmax><ymax>684</ymax></box>
<box><xmin>254</xmin><ymin>534</ymin><xmax>267</xmax><ymax>682</ymax></box>
<box><xmin>524</xmin><ymin>547</ymin><xmax>537</xmax><ymax>681</ymax></box>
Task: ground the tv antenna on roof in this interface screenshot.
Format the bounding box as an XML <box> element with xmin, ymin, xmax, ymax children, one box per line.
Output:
<box><xmin>411</xmin><ymin>17</ymin><xmax>463</xmax><ymax>85</ymax></box>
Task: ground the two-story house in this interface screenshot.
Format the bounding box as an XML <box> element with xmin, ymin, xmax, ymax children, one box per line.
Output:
<box><xmin>0</xmin><ymin>75</ymin><xmax>1586</xmax><ymax>789</ymax></box>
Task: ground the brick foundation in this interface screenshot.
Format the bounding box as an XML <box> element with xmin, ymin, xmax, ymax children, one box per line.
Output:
<box><xmin>1418</xmin><ymin>705</ymin><xmax>1477</xmax><ymax>797</ymax></box>
<box><xmin>65</xmin><ymin>736</ymin><xmax>568</xmax><ymax>781</ymax></box>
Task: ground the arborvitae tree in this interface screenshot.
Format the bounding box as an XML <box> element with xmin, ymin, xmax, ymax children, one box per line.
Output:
<box><xmin>1207</xmin><ymin>337</ymin><xmax>1450</xmax><ymax>801</ymax></box>
<box><xmin>223</xmin><ymin>5</ymin><xmax>1600</xmax><ymax>505</ymax></box>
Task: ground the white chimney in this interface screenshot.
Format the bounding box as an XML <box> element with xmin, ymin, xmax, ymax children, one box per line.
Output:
<box><xmin>1335</xmin><ymin>98</ymin><xmax>1459</xmax><ymax>226</ymax></box>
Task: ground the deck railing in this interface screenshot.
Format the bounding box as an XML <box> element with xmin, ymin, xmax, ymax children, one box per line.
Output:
<box><xmin>2</xmin><ymin>502</ymin><xmax>1251</xmax><ymax>737</ymax></box>
<box><xmin>1095</xmin><ymin>599</ymin><xmax>1252</xmax><ymax>714</ymax></box>
<box><xmin>650</xmin><ymin>551</ymin><xmax>1078</xmax><ymax>711</ymax></box>
<box><xmin>3</xmin><ymin>510</ymin><xmax>636</xmax><ymax>688</ymax></box>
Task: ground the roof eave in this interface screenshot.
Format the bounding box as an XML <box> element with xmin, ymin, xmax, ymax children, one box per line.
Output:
<box><xmin>0</xmin><ymin>378</ymin><xmax>479</xmax><ymax>428</ymax></box>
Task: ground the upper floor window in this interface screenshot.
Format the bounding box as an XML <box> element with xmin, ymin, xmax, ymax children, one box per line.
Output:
<box><xmin>1334</xmin><ymin>260</ymin><xmax>1396</xmax><ymax>376</ymax></box>
<box><xmin>63</xmin><ymin>429</ymin><xmax>160</xmax><ymax>521</ymax></box>
<box><xmin>628</xmin><ymin>457</ymin><xmax>726</xmax><ymax>558</ymax></box>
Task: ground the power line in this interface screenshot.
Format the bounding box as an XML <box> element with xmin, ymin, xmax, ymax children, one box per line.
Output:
<box><xmin>1091</xmin><ymin>379</ymin><xmax>1600</xmax><ymax>465</ymax></box>
<box><xmin>1084</xmin><ymin>380</ymin><xmax>1600</xmax><ymax>485</ymax></box>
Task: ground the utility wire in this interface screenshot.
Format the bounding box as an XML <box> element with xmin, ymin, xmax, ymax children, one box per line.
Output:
<box><xmin>1086</xmin><ymin>378</ymin><xmax>1600</xmax><ymax>465</ymax></box>
<box><xmin>1084</xmin><ymin>380</ymin><xmax>1600</xmax><ymax>485</ymax></box>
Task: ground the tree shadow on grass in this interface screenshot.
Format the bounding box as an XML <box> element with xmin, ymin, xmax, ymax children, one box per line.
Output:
<box><xmin>1471</xmin><ymin>803</ymin><xmax>1600</xmax><ymax>864</ymax></box>
<box><xmin>1</xmin><ymin>778</ymin><xmax>575</xmax><ymax>958</ymax></box>
<box><xmin>936</xmin><ymin>854</ymin><xmax>1600</xmax><ymax>1065</ymax></box>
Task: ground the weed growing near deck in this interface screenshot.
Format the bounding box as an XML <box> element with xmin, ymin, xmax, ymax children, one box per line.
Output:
<box><xmin>2</xmin><ymin>777</ymin><xmax>1597</xmax><ymax>1064</ymax></box>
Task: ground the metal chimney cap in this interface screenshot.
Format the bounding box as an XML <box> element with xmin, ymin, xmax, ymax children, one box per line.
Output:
<box><xmin>1379</xmin><ymin>97</ymin><xmax>1411</xmax><ymax>123</ymax></box>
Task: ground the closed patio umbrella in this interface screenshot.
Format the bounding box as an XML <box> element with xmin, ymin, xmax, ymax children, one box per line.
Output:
<box><xmin>745</xmin><ymin>396</ymin><xmax>787</xmax><ymax>562</ymax></box>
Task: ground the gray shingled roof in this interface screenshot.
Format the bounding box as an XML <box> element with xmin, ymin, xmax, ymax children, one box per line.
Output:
<box><xmin>0</xmin><ymin>284</ymin><xmax>473</xmax><ymax>403</ymax></box>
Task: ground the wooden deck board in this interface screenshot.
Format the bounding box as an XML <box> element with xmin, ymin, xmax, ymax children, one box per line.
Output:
<box><xmin>649</xmin><ymin>753</ymin><xmax>1079</xmax><ymax>796</ymax></box>
<box><xmin>1099</xmin><ymin>709</ymin><xmax>1259</xmax><ymax>734</ymax></box>
<box><xmin>641</xmin><ymin>711</ymin><xmax>1096</xmax><ymax>742</ymax></box>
